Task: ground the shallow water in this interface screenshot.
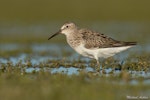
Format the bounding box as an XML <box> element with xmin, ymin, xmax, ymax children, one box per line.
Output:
<box><xmin>24</xmin><ymin>66</ymin><xmax>150</xmax><ymax>85</ymax></box>
<box><xmin>0</xmin><ymin>22</ymin><xmax>150</xmax><ymax>86</ymax></box>
<box><xmin>0</xmin><ymin>43</ymin><xmax>150</xmax><ymax>63</ymax></box>
<box><xmin>0</xmin><ymin>44</ymin><xmax>150</xmax><ymax>79</ymax></box>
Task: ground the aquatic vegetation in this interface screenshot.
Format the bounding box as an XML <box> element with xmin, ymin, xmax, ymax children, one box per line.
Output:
<box><xmin>0</xmin><ymin>67</ymin><xmax>150</xmax><ymax>100</ymax></box>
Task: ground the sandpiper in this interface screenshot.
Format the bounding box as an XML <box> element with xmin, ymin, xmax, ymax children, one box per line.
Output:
<box><xmin>48</xmin><ymin>22</ymin><xmax>137</xmax><ymax>71</ymax></box>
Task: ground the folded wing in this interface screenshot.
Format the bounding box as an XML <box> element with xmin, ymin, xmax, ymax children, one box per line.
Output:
<box><xmin>79</xmin><ymin>29</ymin><xmax>137</xmax><ymax>49</ymax></box>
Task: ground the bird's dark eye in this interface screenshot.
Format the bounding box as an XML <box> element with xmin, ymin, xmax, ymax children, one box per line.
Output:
<box><xmin>66</xmin><ymin>26</ymin><xmax>69</xmax><ymax>28</ymax></box>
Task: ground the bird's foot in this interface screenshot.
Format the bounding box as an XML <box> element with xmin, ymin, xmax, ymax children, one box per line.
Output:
<box><xmin>93</xmin><ymin>64</ymin><xmax>101</xmax><ymax>73</ymax></box>
<box><xmin>95</xmin><ymin>66</ymin><xmax>100</xmax><ymax>72</ymax></box>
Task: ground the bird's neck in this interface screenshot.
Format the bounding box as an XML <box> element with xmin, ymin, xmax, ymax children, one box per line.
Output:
<box><xmin>66</xmin><ymin>31</ymin><xmax>82</xmax><ymax>48</ymax></box>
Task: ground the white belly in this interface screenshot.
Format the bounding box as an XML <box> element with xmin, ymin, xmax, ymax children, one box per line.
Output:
<box><xmin>74</xmin><ymin>44</ymin><xmax>132</xmax><ymax>59</ymax></box>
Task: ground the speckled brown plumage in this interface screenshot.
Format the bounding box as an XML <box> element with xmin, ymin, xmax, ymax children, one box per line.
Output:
<box><xmin>79</xmin><ymin>28</ymin><xmax>137</xmax><ymax>49</ymax></box>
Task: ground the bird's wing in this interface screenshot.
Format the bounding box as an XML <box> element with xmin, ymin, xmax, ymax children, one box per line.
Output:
<box><xmin>79</xmin><ymin>28</ymin><xmax>136</xmax><ymax>49</ymax></box>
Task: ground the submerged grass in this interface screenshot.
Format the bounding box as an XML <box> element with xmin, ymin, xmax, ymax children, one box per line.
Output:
<box><xmin>0</xmin><ymin>54</ymin><xmax>149</xmax><ymax>70</ymax></box>
<box><xmin>0</xmin><ymin>70</ymin><xmax>150</xmax><ymax>100</ymax></box>
<box><xmin>0</xmin><ymin>44</ymin><xmax>150</xmax><ymax>100</ymax></box>
<box><xmin>0</xmin><ymin>46</ymin><xmax>150</xmax><ymax>100</ymax></box>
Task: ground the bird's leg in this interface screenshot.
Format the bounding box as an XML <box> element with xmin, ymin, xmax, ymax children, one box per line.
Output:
<box><xmin>95</xmin><ymin>59</ymin><xmax>100</xmax><ymax>72</ymax></box>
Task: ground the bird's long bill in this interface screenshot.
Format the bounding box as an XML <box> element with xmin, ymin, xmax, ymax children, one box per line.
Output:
<box><xmin>48</xmin><ymin>30</ymin><xmax>61</xmax><ymax>40</ymax></box>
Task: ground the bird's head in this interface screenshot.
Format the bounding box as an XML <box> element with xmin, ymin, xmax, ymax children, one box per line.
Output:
<box><xmin>48</xmin><ymin>22</ymin><xmax>77</xmax><ymax>40</ymax></box>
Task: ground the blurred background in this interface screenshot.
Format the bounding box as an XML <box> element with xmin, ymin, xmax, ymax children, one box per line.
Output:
<box><xmin>0</xmin><ymin>0</ymin><xmax>150</xmax><ymax>44</ymax></box>
<box><xmin>0</xmin><ymin>1</ymin><xmax>150</xmax><ymax>100</ymax></box>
